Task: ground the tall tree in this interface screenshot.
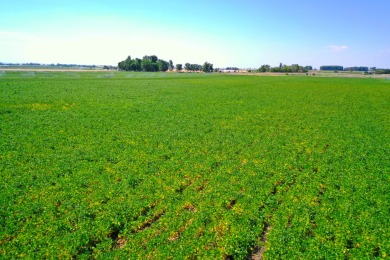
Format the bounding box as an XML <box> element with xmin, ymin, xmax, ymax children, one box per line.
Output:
<box><xmin>134</xmin><ymin>58</ymin><xmax>142</xmax><ymax>71</ymax></box>
<box><xmin>169</xmin><ymin>60</ymin><xmax>174</xmax><ymax>71</ymax></box>
<box><xmin>176</xmin><ymin>64</ymin><xmax>183</xmax><ymax>71</ymax></box>
<box><xmin>157</xmin><ymin>59</ymin><xmax>169</xmax><ymax>72</ymax></box>
<box><xmin>118</xmin><ymin>60</ymin><xmax>126</xmax><ymax>70</ymax></box>
<box><xmin>259</xmin><ymin>64</ymin><xmax>271</xmax><ymax>72</ymax></box>
<box><xmin>150</xmin><ymin>55</ymin><xmax>158</xmax><ymax>63</ymax></box>
<box><xmin>202</xmin><ymin>62</ymin><xmax>213</xmax><ymax>73</ymax></box>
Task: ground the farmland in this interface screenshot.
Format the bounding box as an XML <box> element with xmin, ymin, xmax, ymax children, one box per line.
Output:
<box><xmin>0</xmin><ymin>71</ymin><xmax>389</xmax><ymax>259</ymax></box>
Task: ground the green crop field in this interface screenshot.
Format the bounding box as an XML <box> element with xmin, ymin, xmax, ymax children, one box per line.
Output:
<box><xmin>1</xmin><ymin>72</ymin><xmax>389</xmax><ymax>259</ymax></box>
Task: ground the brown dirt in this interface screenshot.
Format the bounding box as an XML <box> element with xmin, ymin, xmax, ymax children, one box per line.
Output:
<box><xmin>250</xmin><ymin>224</ymin><xmax>271</xmax><ymax>260</ymax></box>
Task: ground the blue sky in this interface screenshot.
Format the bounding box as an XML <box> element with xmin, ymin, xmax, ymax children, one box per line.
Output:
<box><xmin>1</xmin><ymin>0</ymin><xmax>389</xmax><ymax>68</ymax></box>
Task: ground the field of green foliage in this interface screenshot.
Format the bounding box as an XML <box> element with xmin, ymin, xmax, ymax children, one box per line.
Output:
<box><xmin>1</xmin><ymin>71</ymin><xmax>389</xmax><ymax>259</ymax></box>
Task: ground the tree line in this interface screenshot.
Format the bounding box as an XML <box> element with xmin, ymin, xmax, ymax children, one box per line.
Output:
<box><xmin>117</xmin><ymin>55</ymin><xmax>389</xmax><ymax>74</ymax></box>
<box><xmin>372</xmin><ymin>68</ymin><xmax>390</xmax><ymax>74</ymax></box>
<box><xmin>255</xmin><ymin>63</ymin><xmax>312</xmax><ymax>73</ymax></box>
<box><xmin>344</xmin><ymin>66</ymin><xmax>368</xmax><ymax>72</ymax></box>
<box><xmin>319</xmin><ymin>66</ymin><xmax>390</xmax><ymax>74</ymax></box>
<box><xmin>320</xmin><ymin>65</ymin><xmax>344</xmax><ymax>71</ymax></box>
<box><xmin>118</xmin><ymin>55</ymin><xmax>213</xmax><ymax>73</ymax></box>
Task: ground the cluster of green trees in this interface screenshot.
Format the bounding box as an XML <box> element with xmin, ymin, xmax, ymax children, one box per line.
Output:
<box><xmin>374</xmin><ymin>68</ymin><xmax>390</xmax><ymax>74</ymax></box>
<box><xmin>177</xmin><ymin>62</ymin><xmax>214</xmax><ymax>73</ymax></box>
<box><xmin>256</xmin><ymin>63</ymin><xmax>312</xmax><ymax>73</ymax></box>
<box><xmin>118</xmin><ymin>55</ymin><xmax>173</xmax><ymax>72</ymax></box>
<box><xmin>320</xmin><ymin>66</ymin><xmax>390</xmax><ymax>73</ymax></box>
<box><xmin>184</xmin><ymin>63</ymin><xmax>202</xmax><ymax>71</ymax></box>
<box><xmin>320</xmin><ymin>65</ymin><xmax>344</xmax><ymax>71</ymax></box>
<box><xmin>118</xmin><ymin>55</ymin><xmax>213</xmax><ymax>73</ymax></box>
<box><xmin>225</xmin><ymin>67</ymin><xmax>240</xmax><ymax>71</ymax></box>
<box><xmin>175</xmin><ymin>62</ymin><xmax>213</xmax><ymax>73</ymax></box>
<box><xmin>344</xmin><ymin>67</ymin><xmax>369</xmax><ymax>72</ymax></box>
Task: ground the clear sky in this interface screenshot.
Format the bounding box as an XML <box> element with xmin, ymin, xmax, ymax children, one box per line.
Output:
<box><xmin>1</xmin><ymin>0</ymin><xmax>389</xmax><ymax>69</ymax></box>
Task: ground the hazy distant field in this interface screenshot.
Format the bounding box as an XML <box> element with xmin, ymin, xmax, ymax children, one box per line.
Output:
<box><xmin>1</xmin><ymin>72</ymin><xmax>389</xmax><ymax>259</ymax></box>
